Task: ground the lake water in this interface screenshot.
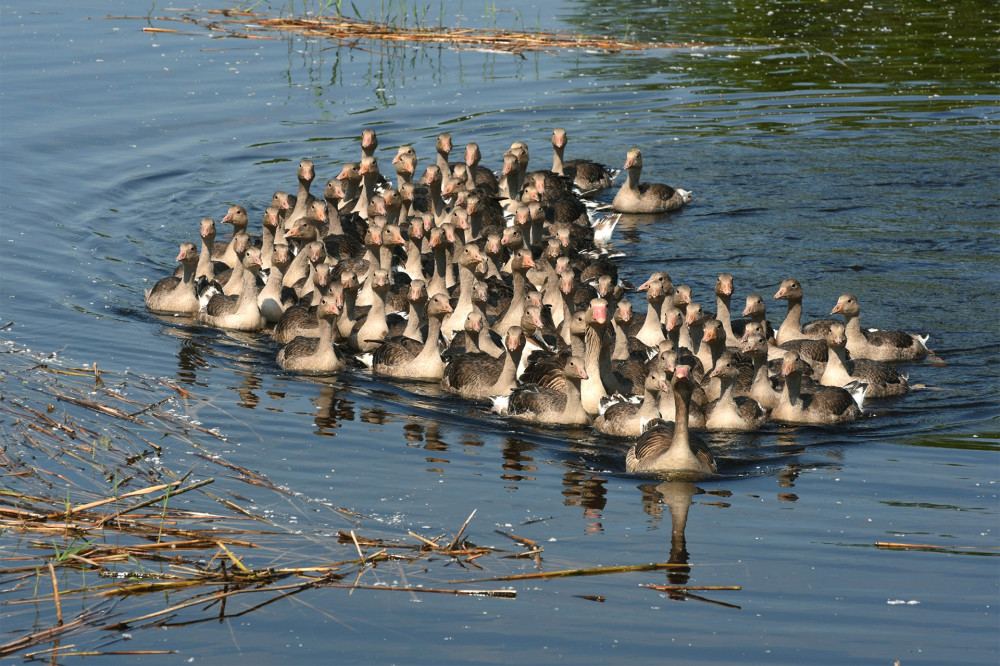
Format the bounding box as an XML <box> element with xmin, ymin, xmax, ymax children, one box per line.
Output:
<box><xmin>1</xmin><ymin>1</ymin><xmax>998</xmax><ymax>664</ymax></box>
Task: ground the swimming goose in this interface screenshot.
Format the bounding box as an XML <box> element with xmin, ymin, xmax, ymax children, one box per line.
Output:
<box><xmin>705</xmin><ymin>353</ymin><xmax>769</xmax><ymax>431</ymax></box>
<box><xmin>821</xmin><ymin>322</ymin><xmax>910</xmax><ymax>398</ymax></box>
<box><xmin>494</xmin><ymin>356</ymin><xmax>592</xmax><ymax>427</ymax></box>
<box><xmin>145</xmin><ymin>242</ymin><xmax>201</xmax><ymax>315</ymax></box>
<box><xmin>442</xmin><ymin>323</ymin><xmax>527</xmax><ymax>400</ymax></box>
<box><xmin>369</xmin><ymin>292</ymin><xmax>453</xmax><ymax>381</ymax></box>
<box><xmin>550</xmin><ymin>127</ymin><xmax>616</xmax><ymax>193</ymax></box>
<box><xmin>774</xmin><ymin>278</ymin><xmax>838</xmax><ymax>344</ymax></box>
<box><xmin>771</xmin><ymin>351</ymin><xmax>866</xmax><ymax>426</ymax></box>
<box><xmin>830</xmin><ymin>293</ymin><xmax>929</xmax><ymax>362</ymax></box>
<box><xmin>625</xmin><ymin>365</ymin><xmax>717</xmax><ymax>475</ymax></box>
<box><xmin>594</xmin><ymin>367</ymin><xmax>669</xmax><ymax>438</ymax></box>
<box><xmin>612</xmin><ymin>148</ymin><xmax>691</xmax><ymax>214</ymax></box>
<box><xmin>276</xmin><ymin>291</ymin><xmax>345</xmax><ymax>375</ymax></box>
<box><xmin>199</xmin><ymin>249</ymin><xmax>267</xmax><ymax>331</ymax></box>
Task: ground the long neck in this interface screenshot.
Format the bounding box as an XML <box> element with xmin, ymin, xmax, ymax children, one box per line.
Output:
<box><xmin>378</xmin><ymin>245</ymin><xmax>395</xmax><ymax>272</ymax></box>
<box><xmin>338</xmin><ymin>290</ymin><xmax>359</xmax><ymax>339</ymax></box>
<box><xmin>611</xmin><ymin>319</ymin><xmax>630</xmax><ymax>360</ymax></box>
<box><xmin>490</xmin><ymin>345</ymin><xmax>524</xmax><ymax>394</ymax></box>
<box><xmin>560</xmin><ymin>376</ymin><xmax>584</xmax><ymax>421</ymax></box>
<box><xmin>639</xmin><ymin>298</ymin><xmax>664</xmax><ymax>343</ymax></box>
<box><xmin>717</xmin><ymin>294</ymin><xmax>734</xmax><ymax>339</ymax></box>
<box><xmin>417</xmin><ymin>316</ymin><xmax>443</xmax><ymax>361</ymax></box>
<box><xmin>552</xmin><ymin>144</ymin><xmax>565</xmax><ymax>174</ymax></box>
<box><xmin>403</xmin><ymin>301</ymin><xmax>425</xmax><ymax>341</ymax></box>
<box><xmin>822</xmin><ymin>346</ymin><xmax>852</xmax><ymax>385</ymax></box>
<box><xmin>670</xmin><ymin>388</ymin><xmax>691</xmax><ymax>453</ymax></box>
<box><xmin>197</xmin><ymin>236</ymin><xmax>216</xmax><ymax>279</ymax></box>
<box><xmin>781</xmin><ymin>297</ymin><xmax>803</xmax><ymax>337</ymax></box>
<box><xmin>624</xmin><ymin>166</ymin><xmax>641</xmax><ymax>191</ymax></box>
<box><xmin>236</xmin><ymin>268</ymin><xmax>259</xmax><ymax>311</ymax></box>
<box><xmin>428</xmin><ymin>245</ymin><xmax>448</xmax><ymax>296</ymax></box>
<box><xmin>180</xmin><ymin>260</ymin><xmax>198</xmax><ymax>288</ymax></box>
<box><xmin>783</xmin><ymin>372</ymin><xmax>802</xmax><ymax>408</ymax></box>
<box><xmin>326</xmin><ymin>200</ymin><xmax>345</xmax><ymax>235</ymax></box>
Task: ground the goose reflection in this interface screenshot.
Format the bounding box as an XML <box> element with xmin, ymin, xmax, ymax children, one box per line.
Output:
<box><xmin>311</xmin><ymin>380</ymin><xmax>355</xmax><ymax>435</ymax></box>
<box><xmin>639</xmin><ymin>480</ymin><xmax>701</xmax><ymax>588</ymax></box>
<box><xmin>561</xmin><ymin>465</ymin><xmax>607</xmax><ymax>535</ymax></box>
<box><xmin>500</xmin><ymin>437</ymin><xmax>537</xmax><ymax>483</ymax></box>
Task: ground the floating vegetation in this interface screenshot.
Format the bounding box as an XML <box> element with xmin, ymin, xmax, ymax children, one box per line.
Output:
<box><xmin>111</xmin><ymin>5</ymin><xmax>706</xmax><ymax>54</ymax></box>
<box><xmin>0</xmin><ymin>340</ymin><xmax>741</xmax><ymax>659</ymax></box>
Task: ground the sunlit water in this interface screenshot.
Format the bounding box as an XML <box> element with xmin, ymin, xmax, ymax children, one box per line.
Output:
<box><xmin>1</xmin><ymin>1</ymin><xmax>998</xmax><ymax>664</ymax></box>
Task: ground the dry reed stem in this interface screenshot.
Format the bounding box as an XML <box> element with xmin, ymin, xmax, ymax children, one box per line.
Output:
<box><xmin>109</xmin><ymin>8</ymin><xmax>706</xmax><ymax>54</ymax></box>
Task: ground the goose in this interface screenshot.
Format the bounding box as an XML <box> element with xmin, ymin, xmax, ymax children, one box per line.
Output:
<box><xmin>634</xmin><ymin>271</ymin><xmax>672</xmax><ymax>348</ymax></box>
<box><xmin>830</xmin><ymin>293</ymin><xmax>929</xmax><ymax>362</ymax></box>
<box><xmin>271</xmin><ymin>256</ymin><xmax>333</xmax><ymax>344</ymax></box>
<box><xmin>612</xmin><ymin>148</ymin><xmax>691</xmax><ymax>214</ymax></box>
<box><xmin>257</xmin><ymin>243</ymin><xmax>297</xmax><ymax>324</ymax></box>
<box><xmin>276</xmin><ymin>291</ymin><xmax>345</xmax><ymax>375</ymax></box>
<box><xmin>145</xmin><ymin>242</ymin><xmax>201</xmax><ymax>315</ymax></box>
<box><xmin>705</xmin><ymin>353</ymin><xmax>769</xmax><ymax>431</ymax></box>
<box><xmin>740</xmin><ymin>332</ymin><xmax>782</xmax><ymax>410</ymax></box>
<box><xmin>594</xmin><ymin>367</ymin><xmax>669</xmax><ymax>438</ymax></box>
<box><xmin>216</xmin><ymin>205</ymin><xmax>250</xmax><ymax>269</ymax></box>
<box><xmin>625</xmin><ymin>365</ymin><xmax>717</xmax><ymax>475</ymax></box>
<box><xmin>771</xmin><ymin>351</ymin><xmax>867</xmax><ymax>426</ymax></box>
<box><xmin>442</xmin><ymin>324</ymin><xmax>526</xmax><ymax>400</ymax></box>
<box><xmin>493</xmin><ymin>356</ymin><xmax>592</xmax><ymax>427</ymax></box>
<box><xmin>369</xmin><ymin>292</ymin><xmax>453</xmax><ymax>381</ymax></box>
<box><xmin>821</xmin><ymin>322</ymin><xmax>910</xmax><ymax>398</ymax></box>
<box><xmin>740</xmin><ymin>293</ymin><xmax>776</xmax><ymax>342</ymax></box>
<box><xmin>199</xmin><ymin>249</ymin><xmax>267</xmax><ymax>331</ymax></box>
<box><xmin>550</xmin><ymin>127</ymin><xmax>617</xmax><ymax>193</ymax></box>
<box><xmin>773</xmin><ymin>278</ymin><xmax>838</xmax><ymax>344</ymax></box>
<box><xmin>349</xmin><ymin>268</ymin><xmax>391</xmax><ymax>353</ymax></box>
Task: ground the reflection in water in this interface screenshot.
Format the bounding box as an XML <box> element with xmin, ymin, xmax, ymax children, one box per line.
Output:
<box><xmin>312</xmin><ymin>381</ymin><xmax>355</xmax><ymax>435</ymax></box>
<box><xmin>639</xmin><ymin>480</ymin><xmax>699</xmax><ymax>587</ymax></box>
<box><xmin>501</xmin><ymin>437</ymin><xmax>537</xmax><ymax>483</ymax></box>
<box><xmin>561</xmin><ymin>462</ymin><xmax>608</xmax><ymax>535</ymax></box>
<box><xmin>234</xmin><ymin>369</ymin><xmax>261</xmax><ymax>409</ymax></box>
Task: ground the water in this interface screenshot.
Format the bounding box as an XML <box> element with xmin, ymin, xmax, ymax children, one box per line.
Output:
<box><xmin>1</xmin><ymin>1</ymin><xmax>998</xmax><ymax>663</ymax></box>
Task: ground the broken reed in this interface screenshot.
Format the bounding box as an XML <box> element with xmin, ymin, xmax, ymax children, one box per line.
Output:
<box><xmin>118</xmin><ymin>6</ymin><xmax>705</xmax><ymax>54</ymax></box>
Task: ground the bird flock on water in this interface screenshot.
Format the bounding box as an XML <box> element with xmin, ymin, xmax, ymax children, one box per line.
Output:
<box><xmin>144</xmin><ymin>128</ymin><xmax>930</xmax><ymax>476</ymax></box>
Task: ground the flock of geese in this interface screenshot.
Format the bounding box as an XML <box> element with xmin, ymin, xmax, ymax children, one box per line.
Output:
<box><xmin>144</xmin><ymin>128</ymin><xmax>930</xmax><ymax>477</ymax></box>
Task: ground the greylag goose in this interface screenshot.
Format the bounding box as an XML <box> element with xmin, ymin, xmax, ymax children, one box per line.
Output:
<box><xmin>349</xmin><ymin>268</ymin><xmax>390</xmax><ymax>353</ymax></box>
<box><xmin>216</xmin><ymin>205</ymin><xmax>250</xmax><ymax>269</ymax></box>
<box><xmin>704</xmin><ymin>354</ymin><xmax>769</xmax><ymax>431</ymax></box>
<box><xmin>369</xmin><ymin>292</ymin><xmax>453</xmax><ymax>381</ymax></box>
<box><xmin>625</xmin><ymin>365</ymin><xmax>717</xmax><ymax>475</ymax></box>
<box><xmin>634</xmin><ymin>272</ymin><xmax>672</xmax><ymax>348</ymax></box>
<box><xmin>199</xmin><ymin>249</ymin><xmax>267</xmax><ymax>331</ymax></box>
<box><xmin>257</xmin><ymin>243</ymin><xmax>296</xmax><ymax>325</ymax></box>
<box><xmin>550</xmin><ymin>127</ymin><xmax>616</xmax><ymax>193</ymax></box>
<box><xmin>771</xmin><ymin>351</ymin><xmax>867</xmax><ymax>426</ymax></box>
<box><xmin>594</xmin><ymin>367</ymin><xmax>669</xmax><ymax>438</ymax></box>
<box><xmin>493</xmin><ymin>356</ymin><xmax>592</xmax><ymax>427</ymax></box>
<box><xmin>774</xmin><ymin>278</ymin><xmax>838</xmax><ymax>345</ymax></box>
<box><xmin>740</xmin><ymin>294</ymin><xmax>776</xmax><ymax>342</ymax></box>
<box><xmin>442</xmin><ymin>324</ymin><xmax>526</xmax><ymax>400</ymax></box>
<box><xmin>276</xmin><ymin>292</ymin><xmax>345</xmax><ymax>375</ymax></box>
<box><xmin>612</xmin><ymin>148</ymin><xmax>691</xmax><ymax>214</ymax></box>
<box><xmin>145</xmin><ymin>242</ymin><xmax>201</xmax><ymax>315</ymax></box>
<box><xmin>830</xmin><ymin>293</ymin><xmax>929</xmax><ymax>362</ymax></box>
<box><xmin>740</xmin><ymin>332</ymin><xmax>782</xmax><ymax>410</ymax></box>
<box><xmin>821</xmin><ymin>322</ymin><xmax>910</xmax><ymax>398</ymax></box>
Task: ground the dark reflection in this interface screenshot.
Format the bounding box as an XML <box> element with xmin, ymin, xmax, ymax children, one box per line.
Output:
<box><xmin>639</xmin><ymin>480</ymin><xmax>700</xmax><ymax>588</ymax></box>
<box><xmin>361</xmin><ymin>405</ymin><xmax>388</xmax><ymax>425</ymax></box>
<box><xmin>176</xmin><ymin>337</ymin><xmax>209</xmax><ymax>383</ymax></box>
<box><xmin>500</xmin><ymin>437</ymin><xmax>537</xmax><ymax>483</ymax></box>
<box><xmin>312</xmin><ymin>381</ymin><xmax>355</xmax><ymax>435</ymax></box>
<box><xmin>423</xmin><ymin>423</ymin><xmax>447</xmax><ymax>453</ymax></box>
<box><xmin>233</xmin><ymin>369</ymin><xmax>261</xmax><ymax>409</ymax></box>
<box><xmin>561</xmin><ymin>462</ymin><xmax>608</xmax><ymax>535</ymax></box>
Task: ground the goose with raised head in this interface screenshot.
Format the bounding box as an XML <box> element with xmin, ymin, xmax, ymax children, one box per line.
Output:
<box><xmin>550</xmin><ymin>127</ymin><xmax>617</xmax><ymax>193</ymax></box>
<box><xmin>349</xmin><ymin>269</ymin><xmax>391</xmax><ymax>353</ymax></box>
<box><xmin>821</xmin><ymin>321</ymin><xmax>910</xmax><ymax>398</ymax></box>
<box><xmin>740</xmin><ymin>332</ymin><xmax>782</xmax><ymax>410</ymax></box>
<box><xmin>442</xmin><ymin>324</ymin><xmax>527</xmax><ymax>400</ymax></box>
<box><xmin>594</xmin><ymin>367</ymin><xmax>669</xmax><ymax>438</ymax></box>
<box><xmin>634</xmin><ymin>271</ymin><xmax>672</xmax><ymax>348</ymax></box>
<box><xmin>625</xmin><ymin>366</ymin><xmax>717</xmax><ymax>475</ymax></box>
<box><xmin>772</xmin><ymin>351</ymin><xmax>867</xmax><ymax>426</ymax></box>
<box><xmin>145</xmin><ymin>242</ymin><xmax>201</xmax><ymax>315</ymax></box>
<box><xmin>493</xmin><ymin>356</ymin><xmax>592</xmax><ymax>427</ymax></box>
<box><xmin>199</xmin><ymin>249</ymin><xmax>267</xmax><ymax>331</ymax></box>
<box><xmin>705</xmin><ymin>354</ymin><xmax>769</xmax><ymax>431</ymax></box>
<box><xmin>257</xmin><ymin>243</ymin><xmax>297</xmax><ymax>324</ymax></box>
<box><xmin>830</xmin><ymin>293</ymin><xmax>928</xmax><ymax>362</ymax></box>
<box><xmin>774</xmin><ymin>278</ymin><xmax>838</xmax><ymax>344</ymax></box>
<box><xmin>612</xmin><ymin>148</ymin><xmax>691</xmax><ymax>214</ymax></box>
<box><xmin>276</xmin><ymin>291</ymin><xmax>345</xmax><ymax>375</ymax></box>
<box><xmin>369</xmin><ymin>292</ymin><xmax>453</xmax><ymax>381</ymax></box>
<box><xmin>492</xmin><ymin>248</ymin><xmax>536</xmax><ymax>336</ymax></box>
<box><xmin>740</xmin><ymin>293</ymin><xmax>776</xmax><ymax>342</ymax></box>
<box><xmin>215</xmin><ymin>205</ymin><xmax>250</xmax><ymax>269</ymax></box>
